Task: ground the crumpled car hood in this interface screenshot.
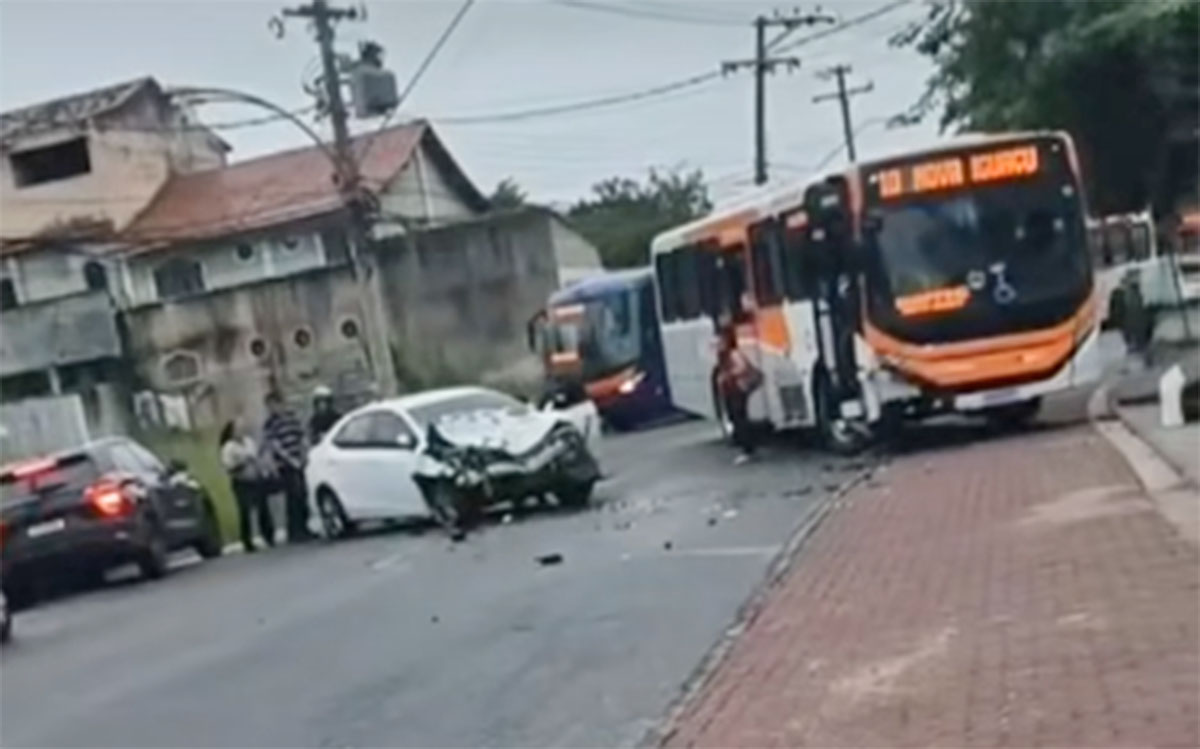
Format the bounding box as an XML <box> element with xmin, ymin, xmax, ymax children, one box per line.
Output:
<box><xmin>429</xmin><ymin>407</ymin><xmax>561</xmax><ymax>456</ymax></box>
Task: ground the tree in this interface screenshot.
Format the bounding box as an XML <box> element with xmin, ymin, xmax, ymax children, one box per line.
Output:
<box><xmin>568</xmin><ymin>168</ymin><xmax>712</xmax><ymax>268</ymax></box>
<box><xmin>489</xmin><ymin>178</ymin><xmax>527</xmax><ymax>209</ymax></box>
<box><xmin>892</xmin><ymin>0</ymin><xmax>1198</xmax><ymax>215</ymax></box>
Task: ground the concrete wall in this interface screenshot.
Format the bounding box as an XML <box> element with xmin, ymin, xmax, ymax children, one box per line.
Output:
<box><xmin>377</xmin><ymin>209</ymin><xmax>560</xmax><ymax>393</ymax></box>
<box><xmin>124</xmin><ymin>266</ymin><xmax>373</xmax><ymax>428</ymax></box>
<box><xmin>0</xmin><ymin>89</ymin><xmax>226</xmax><ymax>240</ymax></box>
<box><xmin>548</xmin><ymin>216</ymin><xmax>603</xmax><ymax>285</ymax></box>
<box><xmin>0</xmin><ymin>289</ymin><xmax>122</xmax><ymax>378</ymax></box>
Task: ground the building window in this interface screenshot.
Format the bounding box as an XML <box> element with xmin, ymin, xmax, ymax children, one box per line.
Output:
<box><xmin>10</xmin><ymin>137</ymin><xmax>92</xmax><ymax>187</ymax></box>
<box><xmin>161</xmin><ymin>351</ymin><xmax>202</xmax><ymax>384</ymax></box>
<box><xmin>340</xmin><ymin>318</ymin><xmax>360</xmax><ymax>339</ymax></box>
<box><xmin>0</xmin><ymin>278</ymin><xmax>17</xmax><ymax>311</ymax></box>
<box><xmin>234</xmin><ymin>243</ymin><xmax>255</xmax><ymax>262</ymax></box>
<box><xmin>248</xmin><ymin>338</ymin><xmax>269</xmax><ymax>359</ymax></box>
<box><xmin>153</xmin><ymin>257</ymin><xmax>205</xmax><ymax>300</ymax></box>
<box><xmin>83</xmin><ymin>261</ymin><xmax>108</xmax><ymax>291</ymax></box>
<box><xmin>321</xmin><ymin>229</ymin><xmax>351</xmax><ymax>265</ymax></box>
<box><xmin>293</xmin><ymin>328</ymin><xmax>312</xmax><ymax>348</ymax></box>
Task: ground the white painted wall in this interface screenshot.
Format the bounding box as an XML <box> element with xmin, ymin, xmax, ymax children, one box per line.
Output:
<box><xmin>125</xmin><ymin>230</ymin><xmax>328</xmax><ymax>306</ymax></box>
<box><xmin>377</xmin><ymin>140</ymin><xmax>478</xmax><ymax>227</ymax></box>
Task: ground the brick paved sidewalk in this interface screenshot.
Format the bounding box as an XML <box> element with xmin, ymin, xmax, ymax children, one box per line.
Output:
<box><xmin>664</xmin><ymin>425</ymin><xmax>1199</xmax><ymax>748</ymax></box>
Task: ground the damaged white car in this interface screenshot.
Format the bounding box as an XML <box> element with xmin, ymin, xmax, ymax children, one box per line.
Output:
<box><xmin>306</xmin><ymin>386</ymin><xmax>601</xmax><ymax>538</ymax></box>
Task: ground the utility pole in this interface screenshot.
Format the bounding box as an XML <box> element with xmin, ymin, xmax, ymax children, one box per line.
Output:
<box><xmin>812</xmin><ymin>64</ymin><xmax>873</xmax><ymax>163</ymax></box>
<box><xmin>279</xmin><ymin>0</ymin><xmax>399</xmax><ymax>396</ymax></box>
<box><xmin>723</xmin><ymin>10</ymin><xmax>834</xmax><ymax>185</ymax></box>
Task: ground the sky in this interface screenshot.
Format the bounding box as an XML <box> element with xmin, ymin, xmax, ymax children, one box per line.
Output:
<box><xmin>0</xmin><ymin>0</ymin><xmax>943</xmax><ymax>205</ymax></box>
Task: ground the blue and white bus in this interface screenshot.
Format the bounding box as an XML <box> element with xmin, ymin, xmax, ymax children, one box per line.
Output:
<box><xmin>535</xmin><ymin>269</ymin><xmax>672</xmax><ymax>429</ymax></box>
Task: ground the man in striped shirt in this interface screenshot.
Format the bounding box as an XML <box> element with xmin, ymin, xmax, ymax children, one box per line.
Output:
<box><xmin>263</xmin><ymin>392</ymin><xmax>316</xmax><ymax>542</ymax></box>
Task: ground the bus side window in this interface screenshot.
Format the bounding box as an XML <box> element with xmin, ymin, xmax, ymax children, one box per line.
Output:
<box><xmin>697</xmin><ymin>246</ymin><xmax>719</xmax><ymax>318</ymax></box>
<box><xmin>750</xmin><ymin>219</ymin><xmax>785</xmax><ymax>307</ymax></box>
<box><xmin>677</xmin><ymin>246</ymin><xmax>702</xmax><ymax>319</ymax></box>
<box><xmin>1130</xmin><ymin>224</ymin><xmax>1151</xmax><ymax>261</ymax></box>
<box><xmin>654</xmin><ymin>251</ymin><xmax>680</xmax><ymax>323</ymax></box>
<box><xmin>781</xmin><ymin>213</ymin><xmax>812</xmax><ymax>301</ymax></box>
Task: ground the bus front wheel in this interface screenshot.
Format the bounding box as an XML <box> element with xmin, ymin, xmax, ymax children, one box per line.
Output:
<box><xmin>814</xmin><ymin>371</ymin><xmax>868</xmax><ymax>456</ymax></box>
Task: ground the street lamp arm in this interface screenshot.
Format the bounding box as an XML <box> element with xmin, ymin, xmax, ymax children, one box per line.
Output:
<box><xmin>166</xmin><ymin>85</ymin><xmax>344</xmax><ymax>180</ymax></box>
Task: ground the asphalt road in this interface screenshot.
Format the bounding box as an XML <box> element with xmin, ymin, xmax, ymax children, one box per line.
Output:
<box><xmin>0</xmin><ymin>420</ymin><xmax>850</xmax><ymax>748</ymax></box>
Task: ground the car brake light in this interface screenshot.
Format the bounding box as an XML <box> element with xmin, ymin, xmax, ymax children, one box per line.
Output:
<box><xmin>85</xmin><ymin>482</ymin><xmax>129</xmax><ymax>517</ymax></box>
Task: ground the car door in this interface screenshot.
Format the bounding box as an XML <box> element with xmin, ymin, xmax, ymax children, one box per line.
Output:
<box><xmin>356</xmin><ymin>411</ymin><xmax>427</xmax><ymax>518</ymax></box>
<box><xmin>127</xmin><ymin>441</ymin><xmax>200</xmax><ymax>542</ymax></box>
<box><xmin>104</xmin><ymin>442</ymin><xmax>175</xmax><ymax>539</ymax></box>
<box><xmin>326</xmin><ymin>412</ymin><xmax>376</xmax><ymax>517</ymax></box>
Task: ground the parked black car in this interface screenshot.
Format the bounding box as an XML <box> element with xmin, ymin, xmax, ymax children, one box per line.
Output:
<box><xmin>0</xmin><ymin>437</ymin><xmax>222</xmax><ymax>607</ymax></box>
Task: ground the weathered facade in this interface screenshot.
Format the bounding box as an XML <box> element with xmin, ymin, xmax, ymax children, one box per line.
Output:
<box><xmin>0</xmin><ymin>77</ymin><xmax>603</xmax><ymax>446</ymax></box>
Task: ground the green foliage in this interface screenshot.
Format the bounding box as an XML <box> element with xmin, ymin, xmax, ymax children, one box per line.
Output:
<box><xmin>567</xmin><ymin>168</ymin><xmax>712</xmax><ymax>268</ymax></box>
<box><xmin>489</xmin><ymin>178</ymin><xmax>527</xmax><ymax>209</ymax></box>
<box><xmin>893</xmin><ymin>0</ymin><xmax>1198</xmax><ymax>214</ymax></box>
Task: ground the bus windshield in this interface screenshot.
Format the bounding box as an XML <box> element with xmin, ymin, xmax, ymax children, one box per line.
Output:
<box><xmin>548</xmin><ymin>289</ymin><xmax>641</xmax><ymax>381</ymax></box>
<box><xmin>863</xmin><ymin>146</ymin><xmax>1090</xmax><ymax>344</ymax></box>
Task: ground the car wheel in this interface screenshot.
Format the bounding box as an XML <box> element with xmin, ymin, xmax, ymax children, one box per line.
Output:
<box><xmin>316</xmin><ymin>488</ymin><xmax>356</xmax><ymax>540</ymax></box>
<box><xmin>424</xmin><ymin>482</ymin><xmax>466</xmax><ymax>538</ymax></box>
<box><xmin>138</xmin><ymin>528</ymin><xmax>169</xmax><ymax>580</ymax></box>
<box><xmin>556</xmin><ymin>478</ymin><xmax>596</xmax><ymax>508</ymax></box>
<box><xmin>194</xmin><ymin>497</ymin><xmax>224</xmax><ymax>559</ymax></box>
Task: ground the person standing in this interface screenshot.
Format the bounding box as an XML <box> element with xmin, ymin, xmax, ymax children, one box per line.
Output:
<box><xmin>263</xmin><ymin>392</ymin><xmax>315</xmax><ymax>542</ymax></box>
<box><xmin>219</xmin><ymin>418</ymin><xmax>275</xmax><ymax>552</ymax></box>
<box><xmin>716</xmin><ymin>327</ymin><xmax>762</xmax><ymax>465</ymax></box>
<box><xmin>308</xmin><ymin>385</ymin><xmax>342</xmax><ymax>444</ymax></box>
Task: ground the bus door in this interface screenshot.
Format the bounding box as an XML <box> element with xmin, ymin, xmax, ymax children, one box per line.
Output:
<box><xmin>712</xmin><ymin>241</ymin><xmax>770</xmax><ymax>422</ymax></box>
<box><xmin>804</xmin><ymin>180</ymin><xmax>864</xmax><ymax>419</ymax></box>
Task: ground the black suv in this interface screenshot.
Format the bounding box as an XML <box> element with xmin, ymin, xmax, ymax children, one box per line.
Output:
<box><xmin>1</xmin><ymin>437</ymin><xmax>222</xmax><ymax>606</ymax></box>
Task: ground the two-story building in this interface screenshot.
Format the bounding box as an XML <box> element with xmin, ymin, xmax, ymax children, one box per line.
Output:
<box><xmin>1</xmin><ymin>76</ymin><xmax>602</xmax><ymax>442</ymax></box>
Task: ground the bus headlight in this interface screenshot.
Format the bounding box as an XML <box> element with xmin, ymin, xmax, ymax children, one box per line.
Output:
<box><xmin>618</xmin><ymin>371</ymin><xmax>646</xmax><ymax>395</ymax></box>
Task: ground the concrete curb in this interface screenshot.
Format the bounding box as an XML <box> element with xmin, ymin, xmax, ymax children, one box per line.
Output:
<box><xmin>641</xmin><ymin>464</ymin><xmax>874</xmax><ymax>748</ymax></box>
<box><xmin>1089</xmin><ymin>384</ymin><xmax>1198</xmax><ymax>548</ymax></box>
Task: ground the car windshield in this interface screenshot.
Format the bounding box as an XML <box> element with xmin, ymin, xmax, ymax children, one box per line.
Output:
<box><xmin>0</xmin><ymin>454</ymin><xmax>98</xmax><ymax>506</ymax></box>
<box><xmin>407</xmin><ymin>391</ymin><xmax>526</xmax><ymax>429</ymax></box>
<box><xmin>548</xmin><ymin>288</ymin><xmax>640</xmax><ymax>380</ymax></box>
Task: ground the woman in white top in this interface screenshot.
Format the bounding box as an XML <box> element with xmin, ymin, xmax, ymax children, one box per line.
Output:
<box><xmin>219</xmin><ymin>417</ymin><xmax>276</xmax><ymax>552</ymax></box>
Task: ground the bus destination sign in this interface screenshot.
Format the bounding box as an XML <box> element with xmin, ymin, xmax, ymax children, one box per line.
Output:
<box><xmin>872</xmin><ymin>144</ymin><xmax>1040</xmax><ymax>201</ymax></box>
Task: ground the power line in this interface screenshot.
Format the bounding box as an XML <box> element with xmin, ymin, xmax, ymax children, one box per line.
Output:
<box><xmin>434</xmin><ymin>71</ymin><xmax>724</xmax><ymax>125</ymax></box>
<box><xmin>773</xmin><ymin>0</ymin><xmax>914</xmax><ymax>54</ymax></box>
<box><xmin>358</xmin><ymin>0</ymin><xmax>475</xmax><ymax>165</ymax></box>
<box><xmin>550</xmin><ymin>0</ymin><xmax>748</xmax><ymax>27</ymax></box>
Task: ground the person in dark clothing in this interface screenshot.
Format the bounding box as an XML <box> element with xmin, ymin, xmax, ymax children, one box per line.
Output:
<box><xmin>263</xmin><ymin>392</ymin><xmax>315</xmax><ymax>542</ymax></box>
<box><xmin>715</xmin><ymin>327</ymin><xmax>762</xmax><ymax>464</ymax></box>
<box><xmin>309</xmin><ymin>385</ymin><xmax>342</xmax><ymax>444</ymax></box>
<box><xmin>218</xmin><ymin>418</ymin><xmax>275</xmax><ymax>552</ymax></box>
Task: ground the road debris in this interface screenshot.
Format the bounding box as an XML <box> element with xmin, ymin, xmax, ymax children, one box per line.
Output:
<box><xmin>707</xmin><ymin>516</ymin><xmax>718</xmax><ymax>526</ymax></box>
<box><xmin>721</xmin><ymin>508</ymin><xmax>739</xmax><ymax>520</ymax></box>
<box><xmin>783</xmin><ymin>485</ymin><xmax>813</xmax><ymax>498</ymax></box>
<box><xmin>536</xmin><ymin>552</ymin><xmax>564</xmax><ymax>566</ymax></box>
<box><xmin>663</xmin><ymin>540</ymin><xmax>673</xmax><ymax>551</ymax></box>
<box><xmin>431</xmin><ymin>615</ymin><xmax>440</xmax><ymax>624</ymax></box>
<box><xmin>502</xmin><ymin>513</ymin><xmax>514</xmax><ymax>525</ymax></box>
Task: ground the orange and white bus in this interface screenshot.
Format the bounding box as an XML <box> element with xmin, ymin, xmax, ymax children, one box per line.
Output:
<box><xmin>650</xmin><ymin>131</ymin><xmax>1102</xmax><ymax>452</ymax></box>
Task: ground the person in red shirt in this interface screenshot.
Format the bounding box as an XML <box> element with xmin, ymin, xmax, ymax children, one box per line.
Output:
<box><xmin>715</xmin><ymin>327</ymin><xmax>762</xmax><ymax>464</ymax></box>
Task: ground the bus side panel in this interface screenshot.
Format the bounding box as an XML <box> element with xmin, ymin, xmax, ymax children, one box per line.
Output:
<box><xmin>661</xmin><ymin>318</ymin><xmax>717</xmax><ymax>419</ymax></box>
<box><xmin>778</xmin><ymin>299</ymin><xmax>822</xmax><ymax>428</ymax></box>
